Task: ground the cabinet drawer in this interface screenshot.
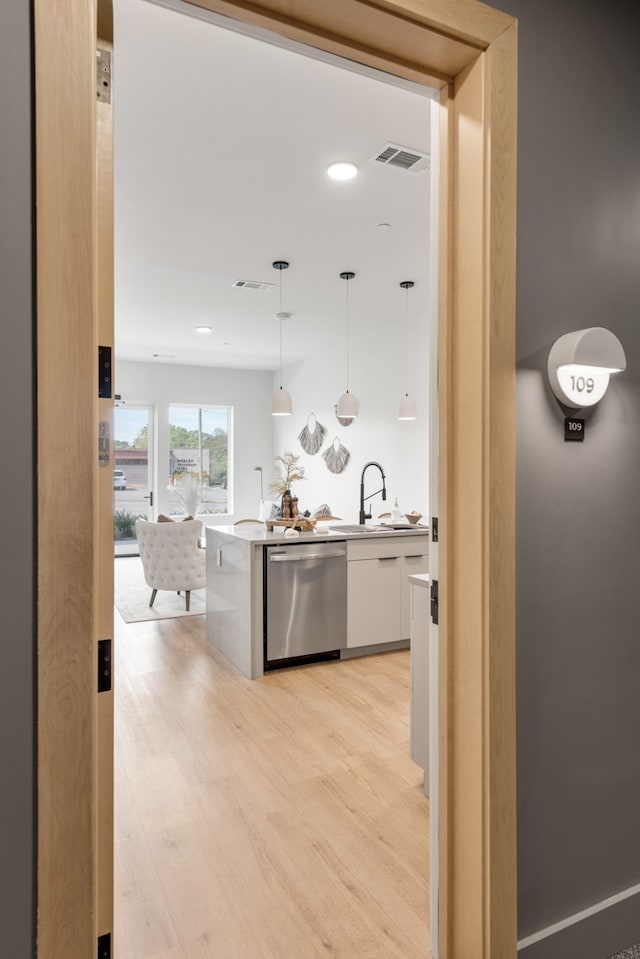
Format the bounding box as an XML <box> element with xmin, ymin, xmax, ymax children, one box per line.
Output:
<box><xmin>346</xmin><ymin>534</ymin><xmax>429</xmax><ymax>562</ymax></box>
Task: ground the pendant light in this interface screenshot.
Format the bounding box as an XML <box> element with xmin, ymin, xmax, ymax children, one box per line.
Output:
<box><xmin>271</xmin><ymin>260</ymin><xmax>292</xmax><ymax>416</ymax></box>
<box><xmin>398</xmin><ymin>280</ymin><xmax>417</xmax><ymax>420</ymax></box>
<box><xmin>337</xmin><ymin>271</ymin><xmax>358</xmax><ymax>420</ymax></box>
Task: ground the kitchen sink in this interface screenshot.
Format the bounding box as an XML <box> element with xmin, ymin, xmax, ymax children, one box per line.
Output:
<box><xmin>328</xmin><ymin>524</ymin><xmax>386</xmax><ymax>534</ymax></box>
<box><xmin>378</xmin><ymin>523</ymin><xmax>428</xmax><ymax>531</ymax></box>
<box><xmin>329</xmin><ymin>523</ymin><xmax>426</xmax><ymax>534</ymax></box>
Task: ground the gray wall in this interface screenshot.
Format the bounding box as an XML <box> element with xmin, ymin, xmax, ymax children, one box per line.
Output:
<box><xmin>0</xmin><ymin>1</ymin><xmax>36</xmax><ymax>956</ymax></box>
<box><xmin>494</xmin><ymin>1</ymin><xmax>640</xmax><ymax>955</ymax></box>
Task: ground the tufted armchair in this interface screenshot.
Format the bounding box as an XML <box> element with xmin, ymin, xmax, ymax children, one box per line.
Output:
<box><xmin>135</xmin><ymin>518</ymin><xmax>206</xmax><ymax>611</ymax></box>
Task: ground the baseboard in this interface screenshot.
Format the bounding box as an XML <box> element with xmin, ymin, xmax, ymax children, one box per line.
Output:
<box><xmin>518</xmin><ymin>885</ymin><xmax>640</xmax><ymax>959</ymax></box>
<box><xmin>340</xmin><ymin>639</ymin><xmax>409</xmax><ymax>659</ymax></box>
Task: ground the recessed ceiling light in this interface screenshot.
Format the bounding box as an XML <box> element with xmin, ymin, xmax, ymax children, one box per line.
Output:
<box><xmin>327</xmin><ymin>161</ymin><xmax>358</xmax><ymax>181</ymax></box>
<box><xmin>195</xmin><ymin>325</ymin><xmax>212</xmax><ymax>334</ymax></box>
<box><xmin>377</xmin><ymin>222</ymin><xmax>391</xmax><ymax>231</ymax></box>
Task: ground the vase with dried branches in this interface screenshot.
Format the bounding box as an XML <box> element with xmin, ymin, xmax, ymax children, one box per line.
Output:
<box><xmin>268</xmin><ymin>450</ymin><xmax>305</xmax><ymax>516</ymax></box>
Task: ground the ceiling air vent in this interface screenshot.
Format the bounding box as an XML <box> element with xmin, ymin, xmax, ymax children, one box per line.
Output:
<box><xmin>370</xmin><ymin>142</ymin><xmax>430</xmax><ymax>173</ymax></box>
<box><xmin>232</xmin><ymin>279</ymin><xmax>274</xmax><ymax>292</ymax></box>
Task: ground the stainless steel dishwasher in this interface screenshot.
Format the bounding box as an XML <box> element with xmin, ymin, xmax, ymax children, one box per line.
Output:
<box><xmin>264</xmin><ymin>541</ymin><xmax>347</xmax><ymax>669</ymax></box>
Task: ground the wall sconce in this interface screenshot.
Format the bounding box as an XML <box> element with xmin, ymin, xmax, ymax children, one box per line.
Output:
<box><xmin>547</xmin><ymin>327</ymin><xmax>626</xmax><ymax>409</ymax></box>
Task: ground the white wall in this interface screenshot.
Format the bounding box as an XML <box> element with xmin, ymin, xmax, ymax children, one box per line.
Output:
<box><xmin>271</xmin><ymin>323</ymin><xmax>429</xmax><ymax>524</ymax></box>
<box><xmin>116</xmin><ymin>360</ymin><xmax>273</xmax><ymax>522</ymax></box>
<box><xmin>116</xmin><ymin>331</ymin><xmax>429</xmax><ymax>528</ymax></box>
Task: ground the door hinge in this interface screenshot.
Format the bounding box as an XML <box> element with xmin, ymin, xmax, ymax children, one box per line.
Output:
<box><xmin>98</xmin><ymin>639</ymin><xmax>112</xmax><ymax>693</ymax></box>
<box><xmin>430</xmin><ymin>579</ymin><xmax>439</xmax><ymax>625</ymax></box>
<box><xmin>98</xmin><ymin>932</ymin><xmax>111</xmax><ymax>958</ymax></box>
<box><xmin>98</xmin><ymin>345</ymin><xmax>112</xmax><ymax>399</ymax></box>
<box><xmin>431</xmin><ymin>516</ymin><xmax>438</xmax><ymax>542</ymax></box>
<box><xmin>96</xmin><ymin>48</ymin><xmax>112</xmax><ymax>104</ymax></box>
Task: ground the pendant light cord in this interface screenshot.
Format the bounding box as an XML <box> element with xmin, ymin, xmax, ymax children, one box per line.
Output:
<box><xmin>345</xmin><ymin>277</ymin><xmax>350</xmax><ymax>391</ymax></box>
<box><xmin>400</xmin><ymin>280</ymin><xmax>414</xmax><ymax>396</ymax></box>
<box><xmin>272</xmin><ymin>260</ymin><xmax>290</xmax><ymax>391</ymax></box>
<box><xmin>405</xmin><ymin>284</ymin><xmax>410</xmax><ymax>395</ymax></box>
<box><xmin>340</xmin><ymin>271</ymin><xmax>355</xmax><ymax>392</ymax></box>
<box><xmin>279</xmin><ymin>270</ymin><xmax>283</xmax><ymax>389</ymax></box>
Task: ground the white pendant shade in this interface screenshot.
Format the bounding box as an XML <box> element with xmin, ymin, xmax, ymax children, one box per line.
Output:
<box><xmin>337</xmin><ymin>390</ymin><xmax>358</xmax><ymax>419</ymax></box>
<box><xmin>271</xmin><ymin>386</ymin><xmax>292</xmax><ymax>416</ymax></box>
<box><xmin>398</xmin><ymin>392</ymin><xmax>417</xmax><ymax>420</ymax></box>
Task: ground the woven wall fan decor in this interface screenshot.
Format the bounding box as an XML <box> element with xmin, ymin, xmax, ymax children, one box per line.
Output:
<box><xmin>298</xmin><ymin>413</ymin><xmax>326</xmax><ymax>455</ymax></box>
<box><xmin>322</xmin><ymin>436</ymin><xmax>350</xmax><ymax>474</ymax></box>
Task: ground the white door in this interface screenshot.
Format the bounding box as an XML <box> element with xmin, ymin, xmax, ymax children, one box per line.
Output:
<box><xmin>113</xmin><ymin>403</ymin><xmax>155</xmax><ymax>555</ymax></box>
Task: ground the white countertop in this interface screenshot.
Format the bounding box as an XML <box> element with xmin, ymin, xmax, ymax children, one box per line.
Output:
<box><xmin>409</xmin><ymin>573</ymin><xmax>431</xmax><ymax>588</ymax></box>
<box><xmin>205</xmin><ymin>523</ymin><xmax>430</xmax><ymax>546</ymax></box>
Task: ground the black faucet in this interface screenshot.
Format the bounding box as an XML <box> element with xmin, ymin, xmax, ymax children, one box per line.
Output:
<box><xmin>359</xmin><ymin>461</ymin><xmax>387</xmax><ymax>525</ymax></box>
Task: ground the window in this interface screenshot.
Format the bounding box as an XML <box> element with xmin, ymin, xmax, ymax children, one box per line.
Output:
<box><xmin>168</xmin><ymin>404</ymin><xmax>231</xmax><ymax>516</ymax></box>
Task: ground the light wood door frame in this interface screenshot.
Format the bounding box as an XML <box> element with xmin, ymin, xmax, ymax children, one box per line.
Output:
<box><xmin>34</xmin><ymin>2</ymin><xmax>98</xmax><ymax>957</ymax></box>
<box><xmin>34</xmin><ymin>1</ymin><xmax>517</xmax><ymax>956</ymax></box>
<box><xmin>96</xmin><ymin>12</ymin><xmax>115</xmax><ymax>945</ymax></box>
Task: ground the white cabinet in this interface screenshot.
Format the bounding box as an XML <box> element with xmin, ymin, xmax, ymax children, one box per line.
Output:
<box><xmin>402</xmin><ymin>553</ymin><xmax>431</xmax><ymax>639</ymax></box>
<box><xmin>347</xmin><ymin>556</ymin><xmax>402</xmax><ymax>648</ymax></box>
<box><xmin>409</xmin><ymin>576</ymin><xmax>430</xmax><ymax>793</ymax></box>
<box><xmin>346</xmin><ymin>535</ymin><xmax>428</xmax><ymax>649</ymax></box>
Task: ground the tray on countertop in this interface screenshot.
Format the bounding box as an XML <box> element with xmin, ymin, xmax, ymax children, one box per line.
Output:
<box><xmin>265</xmin><ymin>517</ymin><xmax>318</xmax><ymax>532</ymax></box>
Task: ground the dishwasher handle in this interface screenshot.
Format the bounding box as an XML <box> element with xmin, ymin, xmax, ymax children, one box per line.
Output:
<box><xmin>269</xmin><ymin>549</ymin><xmax>347</xmax><ymax>562</ymax></box>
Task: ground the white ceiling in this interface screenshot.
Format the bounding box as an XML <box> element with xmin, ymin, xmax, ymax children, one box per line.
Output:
<box><xmin>113</xmin><ymin>0</ymin><xmax>434</xmax><ymax>372</ymax></box>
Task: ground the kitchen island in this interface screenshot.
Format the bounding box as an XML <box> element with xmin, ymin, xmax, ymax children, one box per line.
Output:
<box><xmin>205</xmin><ymin>523</ymin><xmax>429</xmax><ymax>678</ymax></box>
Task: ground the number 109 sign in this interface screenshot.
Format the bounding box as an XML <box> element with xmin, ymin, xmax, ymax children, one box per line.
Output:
<box><xmin>555</xmin><ymin>364</ymin><xmax>611</xmax><ymax>408</ymax></box>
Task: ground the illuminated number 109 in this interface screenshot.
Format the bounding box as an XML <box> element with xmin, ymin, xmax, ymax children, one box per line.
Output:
<box><xmin>570</xmin><ymin>375</ymin><xmax>595</xmax><ymax>394</ymax></box>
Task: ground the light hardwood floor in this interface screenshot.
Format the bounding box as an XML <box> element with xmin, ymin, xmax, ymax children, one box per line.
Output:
<box><xmin>114</xmin><ymin>612</ymin><xmax>430</xmax><ymax>958</ymax></box>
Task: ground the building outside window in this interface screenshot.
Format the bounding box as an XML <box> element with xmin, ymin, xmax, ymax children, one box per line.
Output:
<box><xmin>167</xmin><ymin>404</ymin><xmax>231</xmax><ymax>516</ymax></box>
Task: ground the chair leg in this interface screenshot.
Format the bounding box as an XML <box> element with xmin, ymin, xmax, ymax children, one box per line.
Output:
<box><xmin>185</xmin><ymin>590</ymin><xmax>191</xmax><ymax>612</ymax></box>
<box><xmin>149</xmin><ymin>588</ymin><xmax>157</xmax><ymax>608</ymax></box>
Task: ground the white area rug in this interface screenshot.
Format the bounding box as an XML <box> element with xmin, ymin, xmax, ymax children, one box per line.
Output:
<box><xmin>114</xmin><ymin>556</ymin><xmax>206</xmax><ymax>623</ymax></box>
